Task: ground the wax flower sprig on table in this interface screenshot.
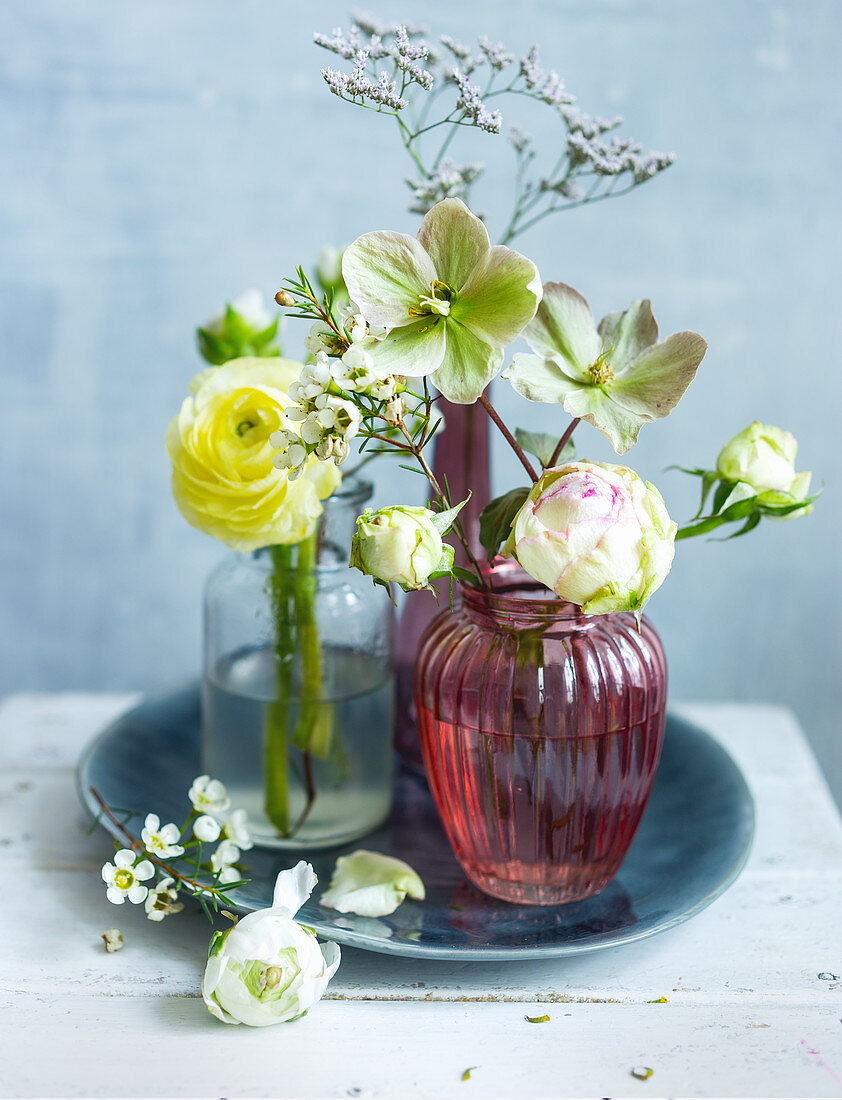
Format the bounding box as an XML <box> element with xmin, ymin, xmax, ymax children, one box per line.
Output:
<box><xmin>93</xmin><ymin>774</ymin><xmax>251</xmax><ymax>923</ymax></box>
<box><xmin>272</xmin><ymin>195</ymin><xmax>816</xmax><ymax>613</ymax></box>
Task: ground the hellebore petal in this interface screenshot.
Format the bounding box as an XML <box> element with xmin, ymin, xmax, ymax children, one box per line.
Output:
<box><xmin>522</xmin><ymin>282</ymin><xmax>601</xmax><ymax>377</ymax></box>
<box><xmin>504</xmin><ymin>353</ymin><xmax>584</xmax><ymax>403</ymax></box>
<box><xmin>453</xmin><ymin>245</ymin><xmax>543</xmax><ymax>346</ymax></box>
<box><xmin>433</xmin><ymin>321</ymin><xmax>503</xmax><ymax>404</ymax></box>
<box><xmin>342</xmin><ymin>231</ymin><xmax>437</xmax><ymax>328</ymax></box>
<box><xmin>561</xmin><ymin>384</ymin><xmax>649</xmax><ymax>455</ymax></box>
<box><xmin>367</xmin><ymin>318</ymin><xmax>447</xmax><ymax>378</ymax></box>
<box><xmin>416</xmin><ymin>197</ymin><xmax>490</xmax><ymax>289</ymax></box>
<box><xmin>610</xmin><ymin>331</ymin><xmax>707</xmax><ymax>421</ymax></box>
<box><xmin>597</xmin><ymin>299</ymin><xmax>659</xmax><ymax>371</ymax></box>
<box><xmin>319</xmin><ymin>850</ymin><xmax>425</xmax><ymax>917</ymax></box>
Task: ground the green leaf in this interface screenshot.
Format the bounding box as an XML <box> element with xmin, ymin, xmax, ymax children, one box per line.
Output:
<box><xmin>479</xmin><ymin>488</ymin><xmax>530</xmax><ymax>562</ymax></box>
<box><xmin>515</xmin><ymin>428</ymin><xmax>574</xmax><ymax>468</ymax></box>
<box><xmin>525</xmin><ymin>1014</ymin><xmax>550</xmax><ymax>1023</ymax></box>
<box><xmin>461</xmin><ymin>1067</ymin><xmax>478</xmax><ymax>1082</ymax></box>
<box><xmin>676</xmin><ymin>495</ymin><xmax>758</xmax><ymax>539</ymax></box>
<box><xmin>452</xmin><ymin>566</ymin><xmax>481</xmax><ymax>587</ymax></box>
<box><xmin>694</xmin><ymin>470</ymin><xmax>720</xmax><ymax>518</ymax></box>
<box><xmin>711</xmin><ymin>479</ymin><xmax>734</xmax><ymax>515</ymax></box>
<box><xmin>196</xmin><ymin>328</ymin><xmax>231</xmax><ymax>366</ymax></box>
<box><xmin>429</xmin><ymin>494</ymin><xmax>471</xmax><ymax>536</ymax></box>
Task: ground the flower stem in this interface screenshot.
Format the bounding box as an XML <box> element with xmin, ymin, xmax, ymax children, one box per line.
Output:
<box><xmin>88</xmin><ymin>787</ymin><xmax>235</xmax><ymax>900</ymax></box>
<box><xmin>290</xmin><ymin>529</ymin><xmax>332</xmax><ymax>834</ymax></box>
<box><xmin>264</xmin><ymin>544</ymin><xmax>294</xmax><ymax>835</ymax></box>
<box><xmin>397</xmin><ymin>418</ymin><xmax>487</xmax><ymax>585</ymax></box>
<box><xmin>478</xmin><ymin>393</ymin><xmax>538</xmax><ymax>482</ymax></box>
<box><xmin>549</xmin><ymin>418</ymin><xmax>580</xmax><ymax>468</ymax></box>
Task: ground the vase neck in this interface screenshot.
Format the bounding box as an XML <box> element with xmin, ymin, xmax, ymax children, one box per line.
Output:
<box><xmin>253</xmin><ymin>475</ymin><xmax>372</xmax><ymax>571</ymax></box>
<box><xmin>432</xmin><ymin>400</ymin><xmax>490</xmax><ymax>563</ymax></box>
<box><xmin>462</xmin><ymin>568</ymin><xmax>589</xmax><ymax>632</ymax></box>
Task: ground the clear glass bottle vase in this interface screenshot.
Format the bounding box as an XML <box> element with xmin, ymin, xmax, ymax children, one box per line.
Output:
<box><xmin>201</xmin><ymin>477</ymin><xmax>395</xmax><ymax>849</ymax></box>
<box><xmin>415</xmin><ymin>561</ymin><xmax>667</xmax><ymax>905</ymax></box>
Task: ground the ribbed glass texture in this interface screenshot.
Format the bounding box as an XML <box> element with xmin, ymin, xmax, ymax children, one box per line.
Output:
<box><xmin>415</xmin><ymin>562</ymin><xmax>667</xmax><ymax>905</ymax></box>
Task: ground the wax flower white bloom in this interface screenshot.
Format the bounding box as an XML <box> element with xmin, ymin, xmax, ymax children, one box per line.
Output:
<box><xmin>203</xmin><ymin>862</ymin><xmax>340</xmax><ymax>1027</ymax></box>
<box><xmin>717</xmin><ymin>422</ymin><xmax>812</xmax><ymax>503</ymax></box>
<box><xmin>221</xmin><ymin>809</ymin><xmax>253</xmax><ymax>851</ymax></box>
<box><xmin>320</xmin><ymin>850</ymin><xmax>426</xmax><ymax>917</ymax></box>
<box><xmin>211</xmin><ymin>839</ymin><xmax>241</xmax><ymax>872</ymax></box>
<box><xmin>145</xmin><ymin>877</ymin><xmax>184</xmax><ymax>922</ymax></box>
<box><xmin>502</xmin><ymin>461</ymin><xmax>677</xmax><ymax>615</ymax></box>
<box><xmin>194</xmin><ymin>815</ymin><xmax>222</xmax><ymax>843</ymax></box>
<box><xmin>188</xmin><ymin>775</ymin><xmax>231</xmax><ymax>816</ymax></box>
<box><xmin>101</xmin><ymin>849</ymin><xmax>155</xmax><ymax>905</ymax></box>
<box><xmin>140</xmin><ymin>814</ymin><xmax>184</xmax><ymax>859</ymax></box>
<box><xmin>350</xmin><ymin>505</ymin><xmax>453</xmax><ymax>590</ymax></box>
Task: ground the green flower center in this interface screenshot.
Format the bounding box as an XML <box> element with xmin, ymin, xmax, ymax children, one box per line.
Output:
<box><xmin>409</xmin><ymin>280</ymin><xmax>456</xmax><ymax>319</ymax></box>
<box><xmin>587</xmin><ymin>350</ymin><xmax>615</xmax><ymax>386</ymax></box>
<box><xmin>114</xmin><ymin>869</ymin><xmax>134</xmax><ymax>890</ymax></box>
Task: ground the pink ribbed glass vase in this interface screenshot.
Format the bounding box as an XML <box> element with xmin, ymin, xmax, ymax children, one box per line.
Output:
<box><xmin>414</xmin><ymin>562</ymin><xmax>667</xmax><ymax>905</ymax></box>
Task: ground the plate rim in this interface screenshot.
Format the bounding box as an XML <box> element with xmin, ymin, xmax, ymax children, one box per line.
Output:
<box><xmin>76</xmin><ymin>688</ymin><xmax>756</xmax><ymax>961</ymax></box>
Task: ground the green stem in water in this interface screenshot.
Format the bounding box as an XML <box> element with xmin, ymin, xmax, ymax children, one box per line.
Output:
<box><xmin>290</xmin><ymin>530</ymin><xmax>333</xmax><ymax>834</ymax></box>
<box><xmin>291</xmin><ymin>531</ymin><xmax>332</xmax><ymax>758</ymax></box>
<box><xmin>264</xmin><ymin>544</ymin><xmax>294</xmax><ymax>834</ymax></box>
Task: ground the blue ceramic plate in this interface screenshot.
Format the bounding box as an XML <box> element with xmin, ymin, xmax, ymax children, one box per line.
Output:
<box><xmin>78</xmin><ymin>686</ymin><xmax>754</xmax><ymax>960</ymax></box>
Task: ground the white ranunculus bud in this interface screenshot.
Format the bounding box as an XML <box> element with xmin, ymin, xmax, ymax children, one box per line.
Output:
<box><xmin>502</xmin><ymin>461</ymin><xmax>677</xmax><ymax>615</ymax></box>
<box><xmin>202</xmin><ymin>862</ymin><xmax>340</xmax><ymax>1027</ymax></box>
<box><xmin>717</xmin><ymin>422</ymin><xmax>811</xmax><ymax>499</ymax></box>
<box><xmin>350</xmin><ymin>506</ymin><xmax>452</xmax><ymax>590</ymax></box>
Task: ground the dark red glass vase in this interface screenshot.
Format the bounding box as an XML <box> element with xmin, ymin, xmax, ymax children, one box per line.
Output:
<box><xmin>414</xmin><ymin>562</ymin><xmax>667</xmax><ymax>905</ymax></box>
<box><xmin>395</xmin><ymin>401</ymin><xmax>491</xmax><ymax>764</ymax></box>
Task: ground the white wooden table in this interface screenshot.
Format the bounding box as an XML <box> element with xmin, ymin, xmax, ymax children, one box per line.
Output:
<box><xmin>1</xmin><ymin>694</ymin><xmax>841</xmax><ymax>1099</ymax></box>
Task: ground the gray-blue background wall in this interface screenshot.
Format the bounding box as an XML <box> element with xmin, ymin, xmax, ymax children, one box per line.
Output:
<box><xmin>3</xmin><ymin>1</ymin><xmax>840</xmax><ymax>801</ymax></box>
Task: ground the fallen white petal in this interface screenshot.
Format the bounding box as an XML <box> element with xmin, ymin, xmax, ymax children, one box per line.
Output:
<box><xmin>319</xmin><ymin>851</ymin><xmax>425</xmax><ymax>917</ymax></box>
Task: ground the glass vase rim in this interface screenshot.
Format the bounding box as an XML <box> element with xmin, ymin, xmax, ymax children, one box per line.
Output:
<box><xmin>325</xmin><ymin>473</ymin><xmax>373</xmax><ymax>507</ymax></box>
<box><xmin>459</xmin><ymin>575</ymin><xmax>589</xmax><ymax>623</ymax></box>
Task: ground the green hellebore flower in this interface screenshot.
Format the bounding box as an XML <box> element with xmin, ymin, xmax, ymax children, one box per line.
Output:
<box><xmin>503</xmin><ymin>283</ymin><xmax>707</xmax><ymax>454</ymax></box>
<box><xmin>341</xmin><ymin>198</ymin><xmax>543</xmax><ymax>403</ymax></box>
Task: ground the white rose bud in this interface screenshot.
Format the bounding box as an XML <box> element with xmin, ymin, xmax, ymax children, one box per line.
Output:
<box><xmin>202</xmin><ymin>862</ymin><xmax>340</xmax><ymax>1027</ymax></box>
<box><xmin>717</xmin><ymin>422</ymin><xmax>812</xmax><ymax>500</ymax></box>
<box><xmin>502</xmin><ymin>461</ymin><xmax>677</xmax><ymax>615</ymax></box>
<box><xmin>350</xmin><ymin>505</ymin><xmax>453</xmax><ymax>590</ymax></box>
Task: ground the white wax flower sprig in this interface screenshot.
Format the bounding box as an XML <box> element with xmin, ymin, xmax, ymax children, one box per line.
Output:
<box><xmin>91</xmin><ymin>774</ymin><xmax>252</xmax><ymax>923</ymax></box>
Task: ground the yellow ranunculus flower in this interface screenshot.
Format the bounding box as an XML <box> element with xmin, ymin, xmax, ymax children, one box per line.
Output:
<box><xmin>167</xmin><ymin>357</ymin><xmax>340</xmax><ymax>551</ymax></box>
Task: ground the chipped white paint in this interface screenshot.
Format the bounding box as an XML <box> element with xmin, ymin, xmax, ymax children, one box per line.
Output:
<box><xmin>0</xmin><ymin>694</ymin><xmax>841</xmax><ymax>1098</ymax></box>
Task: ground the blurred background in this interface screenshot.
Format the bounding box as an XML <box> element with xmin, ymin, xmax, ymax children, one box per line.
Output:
<box><xmin>2</xmin><ymin>0</ymin><xmax>840</xmax><ymax>802</ymax></box>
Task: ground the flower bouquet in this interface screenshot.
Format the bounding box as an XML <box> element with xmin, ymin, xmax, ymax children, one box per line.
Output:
<box><xmin>87</xmin><ymin>12</ymin><xmax>819</xmax><ymax>1031</ymax></box>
